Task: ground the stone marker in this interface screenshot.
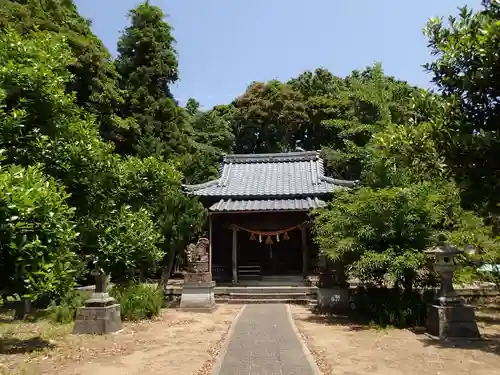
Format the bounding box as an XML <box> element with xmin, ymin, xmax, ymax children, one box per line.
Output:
<box><xmin>179</xmin><ymin>238</ymin><xmax>216</xmax><ymax>311</ymax></box>
<box><xmin>73</xmin><ymin>271</ymin><xmax>122</xmax><ymax>334</ymax></box>
<box><xmin>425</xmin><ymin>237</ymin><xmax>480</xmax><ymax>340</ymax></box>
<box><xmin>316</xmin><ymin>259</ymin><xmax>350</xmax><ymax>312</ymax></box>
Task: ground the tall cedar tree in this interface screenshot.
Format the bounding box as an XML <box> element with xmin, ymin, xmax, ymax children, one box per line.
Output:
<box><xmin>115</xmin><ymin>1</ymin><xmax>191</xmax><ymax>158</ymax></box>
<box><xmin>0</xmin><ymin>0</ymin><xmax>130</xmax><ymax>144</ymax></box>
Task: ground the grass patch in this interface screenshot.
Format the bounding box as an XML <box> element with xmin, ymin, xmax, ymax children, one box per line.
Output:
<box><xmin>45</xmin><ymin>291</ymin><xmax>89</xmax><ymax>324</ymax></box>
<box><xmin>109</xmin><ymin>283</ymin><xmax>163</xmax><ymax>321</ymax></box>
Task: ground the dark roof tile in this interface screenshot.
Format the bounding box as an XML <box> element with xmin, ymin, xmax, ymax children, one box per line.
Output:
<box><xmin>182</xmin><ymin>151</ymin><xmax>357</xmax><ymax>198</ymax></box>
<box><xmin>209</xmin><ymin>198</ymin><xmax>327</xmax><ymax>212</ymax></box>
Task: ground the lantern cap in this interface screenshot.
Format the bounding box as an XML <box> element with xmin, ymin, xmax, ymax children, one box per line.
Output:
<box><xmin>425</xmin><ymin>243</ymin><xmax>462</xmax><ymax>256</ymax></box>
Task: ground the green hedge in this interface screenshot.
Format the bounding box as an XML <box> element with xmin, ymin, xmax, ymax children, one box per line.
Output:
<box><xmin>351</xmin><ymin>286</ymin><xmax>435</xmax><ymax>328</ymax></box>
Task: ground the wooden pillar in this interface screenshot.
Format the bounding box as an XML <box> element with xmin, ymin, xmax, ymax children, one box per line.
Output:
<box><xmin>301</xmin><ymin>225</ymin><xmax>308</xmax><ymax>277</ymax></box>
<box><xmin>232</xmin><ymin>226</ymin><xmax>238</xmax><ymax>283</ymax></box>
<box><xmin>208</xmin><ymin>213</ymin><xmax>213</xmax><ymax>275</ymax></box>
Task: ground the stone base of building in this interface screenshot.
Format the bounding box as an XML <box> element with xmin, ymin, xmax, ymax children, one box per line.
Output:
<box><xmin>179</xmin><ymin>281</ymin><xmax>216</xmax><ymax>311</ymax></box>
<box><xmin>426</xmin><ymin>304</ymin><xmax>481</xmax><ymax>339</ymax></box>
<box><xmin>73</xmin><ymin>303</ymin><xmax>122</xmax><ymax>334</ymax></box>
<box><xmin>316</xmin><ymin>286</ymin><xmax>350</xmax><ymax>312</ymax></box>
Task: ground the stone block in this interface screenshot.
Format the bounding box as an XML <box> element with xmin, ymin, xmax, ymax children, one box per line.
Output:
<box><xmin>73</xmin><ymin>304</ymin><xmax>122</xmax><ymax>334</ymax></box>
<box><xmin>426</xmin><ymin>304</ymin><xmax>481</xmax><ymax>339</ymax></box>
<box><xmin>184</xmin><ymin>272</ymin><xmax>212</xmax><ymax>283</ymax></box>
<box><xmin>179</xmin><ymin>281</ymin><xmax>216</xmax><ymax>312</ymax></box>
<box><xmin>317</xmin><ymin>287</ymin><xmax>350</xmax><ymax>311</ymax></box>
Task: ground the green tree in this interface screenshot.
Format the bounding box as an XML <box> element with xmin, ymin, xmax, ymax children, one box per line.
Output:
<box><xmin>425</xmin><ymin>1</ymin><xmax>500</xmax><ymax>216</ymax></box>
<box><xmin>115</xmin><ymin>156</ymin><xmax>206</xmax><ymax>279</ymax></box>
<box><xmin>290</xmin><ymin>64</ymin><xmax>431</xmax><ymax>180</ymax></box>
<box><xmin>231</xmin><ymin>81</ymin><xmax>308</xmax><ymax>154</ymax></box>
<box><xmin>0</xmin><ymin>28</ymin><xmax>205</xmax><ymax>285</ymax></box>
<box><xmin>0</xmin><ymin>160</ymin><xmax>79</xmax><ymax>301</ymax></box>
<box><xmin>93</xmin><ymin>206</ymin><xmax>163</xmax><ymax>282</ymax></box>
<box><xmin>0</xmin><ymin>0</ymin><xmax>130</xmax><ymax>145</ymax></box>
<box><xmin>314</xmin><ymin>182</ymin><xmax>491</xmax><ymax>292</ymax></box>
<box><xmin>362</xmin><ymin>121</ymin><xmax>448</xmax><ymax>188</ymax></box>
<box><xmin>115</xmin><ymin>1</ymin><xmax>191</xmax><ymax>158</ymax></box>
<box><xmin>182</xmin><ymin>109</ymin><xmax>234</xmax><ymax>184</ymax></box>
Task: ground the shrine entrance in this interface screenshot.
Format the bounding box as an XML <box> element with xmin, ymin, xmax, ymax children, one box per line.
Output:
<box><xmin>208</xmin><ymin>211</ymin><xmax>316</xmax><ymax>282</ymax></box>
<box><xmin>236</xmin><ymin>226</ymin><xmax>303</xmax><ymax>276</ymax></box>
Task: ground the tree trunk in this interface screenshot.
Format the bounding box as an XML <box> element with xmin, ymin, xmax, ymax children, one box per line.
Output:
<box><xmin>160</xmin><ymin>248</ymin><xmax>177</xmax><ymax>286</ymax></box>
<box><xmin>14</xmin><ymin>299</ymin><xmax>32</xmax><ymax>320</ymax></box>
<box><xmin>402</xmin><ymin>269</ymin><xmax>415</xmax><ymax>295</ymax></box>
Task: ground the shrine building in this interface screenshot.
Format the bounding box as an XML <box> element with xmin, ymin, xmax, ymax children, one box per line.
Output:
<box><xmin>181</xmin><ymin>151</ymin><xmax>357</xmax><ymax>283</ymax></box>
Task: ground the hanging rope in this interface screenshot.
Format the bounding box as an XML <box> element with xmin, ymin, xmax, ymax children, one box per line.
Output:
<box><xmin>234</xmin><ymin>223</ymin><xmax>302</xmax><ymax>237</ymax></box>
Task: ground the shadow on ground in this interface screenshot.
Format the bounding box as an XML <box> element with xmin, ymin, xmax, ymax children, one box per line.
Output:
<box><xmin>301</xmin><ymin>305</ymin><xmax>500</xmax><ymax>356</ymax></box>
<box><xmin>0</xmin><ymin>336</ymin><xmax>55</xmax><ymax>355</ymax></box>
<box><xmin>417</xmin><ymin>333</ymin><xmax>500</xmax><ymax>356</ymax></box>
<box><xmin>301</xmin><ymin>308</ymin><xmax>385</xmax><ymax>331</ymax></box>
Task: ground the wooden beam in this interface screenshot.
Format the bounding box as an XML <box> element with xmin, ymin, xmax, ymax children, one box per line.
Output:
<box><xmin>232</xmin><ymin>227</ymin><xmax>238</xmax><ymax>283</ymax></box>
<box><xmin>301</xmin><ymin>226</ymin><xmax>308</xmax><ymax>277</ymax></box>
<box><xmin>209</xmin><ymin>213</ymin><xmax>213</xmax><ymax>275</ymax></box>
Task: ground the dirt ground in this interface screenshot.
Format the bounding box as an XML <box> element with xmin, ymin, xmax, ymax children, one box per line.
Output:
<box><xmin>291</xmin><ymin>304</ymin><xmax>500</xmax><ymax>375</ymax></box>
<box><xmin>0</xmin><ymin>305</ymin><xmax>241</xmax><ymax>375</ymax></box>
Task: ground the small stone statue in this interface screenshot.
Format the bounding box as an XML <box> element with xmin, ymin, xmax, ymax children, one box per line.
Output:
<box><xmin>180</xmin><ymin>237</ymin><xmax>216</xmax><ymax>311</ymax></box>
<box><xmin>185</xmin><ymin>238</ymin><xmax>210</xmax><ymax>274</ymax></box>
<box><xmin>186</xmin><ymin>243</ymin><xmax>197</xmax><ymax>272</ymax></box>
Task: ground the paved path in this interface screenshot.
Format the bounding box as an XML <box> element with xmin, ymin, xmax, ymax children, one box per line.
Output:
<box><xmin>214</xmin><ymin>304</ymin><xmax>318</xmax><ymax>375</ymax></box>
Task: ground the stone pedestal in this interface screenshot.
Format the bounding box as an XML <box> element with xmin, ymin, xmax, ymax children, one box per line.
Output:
<box><xmin>179</xmin><ymin>280</ymin><xmax>216</xmax><ymax>311</ymax></box>
<box><xmin>181</xmin><ymin>239</ymin><xmax>216</xmax><ymax>312</ymax></box>
<box><xmin>317</xmin><ymin>287</ymin><xmax>350</xmax><ymax>311</ymax></box>
<box><xmin>73</xmin><ymin>272</ymin><xmax>122</xmax><ymax>334</ymax></box>
<box><xmin>73</xmin><ymin>303</ymin><xmax>122</xmax><ymax>334</ymax></box>
<box><xmin>426</xmin><ymin>304</ymin><xmax>481</xmax><ymax>339</ymax></box>
<box><xmin>316</xmin><ymin>271</ymin><xmax>350</xmax><ymax>311</ymax></box>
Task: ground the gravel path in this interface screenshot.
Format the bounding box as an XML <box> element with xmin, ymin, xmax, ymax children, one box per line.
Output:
<box><xmin>214</xmin><ymin>304</ymin><xmax>318</xmax><ymax>375</ymax></box>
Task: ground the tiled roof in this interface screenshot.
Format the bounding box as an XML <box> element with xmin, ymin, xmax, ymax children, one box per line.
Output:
<box><xmin>209</xmin><ymin>198</ymin><xmax>327</xmax><ymax>212</ymax></box>
<box><xmin>182</xmin><ymin>151</ymin><xmax>357</xmax><ymax>198</ymax></box>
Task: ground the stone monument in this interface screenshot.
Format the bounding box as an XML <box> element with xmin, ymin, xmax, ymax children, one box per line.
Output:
<box><xmin>425</xmin><ymin>238</ymin><xmax>480</xmax><ymax>339</ymax></box>
<box><xmin>316</xmin><ymin>257</ymin><xmax>350</xmax><ymax>312</ymax></box>
<box><xmin>73</xmin><ymin>270</ymin><xmax>122</xmax><ymax>334</ymax></box>
<box><xmin>179</xmin><ymin>238</ymin><xmax>216</xmax><ymax>311</ymax></box>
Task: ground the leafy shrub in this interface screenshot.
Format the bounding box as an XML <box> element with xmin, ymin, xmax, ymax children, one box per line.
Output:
<box><xmin>46</xmin><ymin>291</ymin><xmax>88</xmax><ymax>324</ymax></box>
<box><xmin>109</xmin><ymin>283</ymin><xmax>163</xmax><ymax>321</ymax></box>
<box><xmin>351</xmin><ymin>286</ymin><xmax>434</xmax><ymax>328</ymax></box>
<box><xmin>453</xmin><ymin>266</ymin><xmax>483</xmax><ymax>286</ymax></box>
<box><xmin>0</xmin><ymin>162</ymin><xmax>79</xmax><ymax>302</ymax></box>
<box><xmin>315</xmin><ymin>181</ymin><xmax>496</xmax><ymax>292</ymax></box>
<box><xmin>93</xmin><ymin>206</ymin><xmax>164</xmax><ymax>283</ymax></box>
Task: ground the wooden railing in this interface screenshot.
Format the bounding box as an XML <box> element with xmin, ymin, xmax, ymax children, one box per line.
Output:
<box><xmin>238</xmin><ymin>265</ymin><xmax>261</xmax><ymax>280</ymax></box>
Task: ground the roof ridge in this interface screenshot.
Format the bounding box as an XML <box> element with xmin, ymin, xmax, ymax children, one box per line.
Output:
<box><xmin>223</xmin><ymin>151</ymin><xmax>320</xmax><ymax>163</ymax></box>
<box><xmin>181</xmin><ymin>179</ymin><xmax>220</xmax><ymax>192</ymax></box>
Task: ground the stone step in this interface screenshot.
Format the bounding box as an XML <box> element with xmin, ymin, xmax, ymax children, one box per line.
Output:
<box><xmin>229</xmin><ymin>292</ymin><xmax>308</xmax><ymax>300</ymax></box>
<box><xmin>216</xmin><ymin>286</ymin><xmax>316</xmax><ymax>294</ymax></box>
<box><xmin>237</xmin><ymin>280</ymin><xmax>305</xmax><ymax>286</ymax></box>
<box><xmin>226</xmin><ymin>298</ymin><xmax>315</xmax><ymax>305</ymax></box>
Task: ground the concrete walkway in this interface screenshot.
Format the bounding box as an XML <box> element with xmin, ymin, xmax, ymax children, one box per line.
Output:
<box><xmin>213</xmin><ymin>304</ymin><xmax>319</xmax><ymax>375</ymax></box>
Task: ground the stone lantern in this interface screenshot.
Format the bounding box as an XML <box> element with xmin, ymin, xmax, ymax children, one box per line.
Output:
<box><xmin>73</xmin><ymin>270</ymin><xmax>122</xmax><ymax>334</ymax></box>
<box><xmin>425</xmin><ymin>238</ymin><xmax>480</xmax><ymax>339</ymax></box>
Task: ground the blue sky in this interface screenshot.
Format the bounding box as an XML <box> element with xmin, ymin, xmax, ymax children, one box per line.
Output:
<box><xmin>75</xmin><ymin>0</ymin><xmax>481</xmax><ymax>109</ymax></box>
